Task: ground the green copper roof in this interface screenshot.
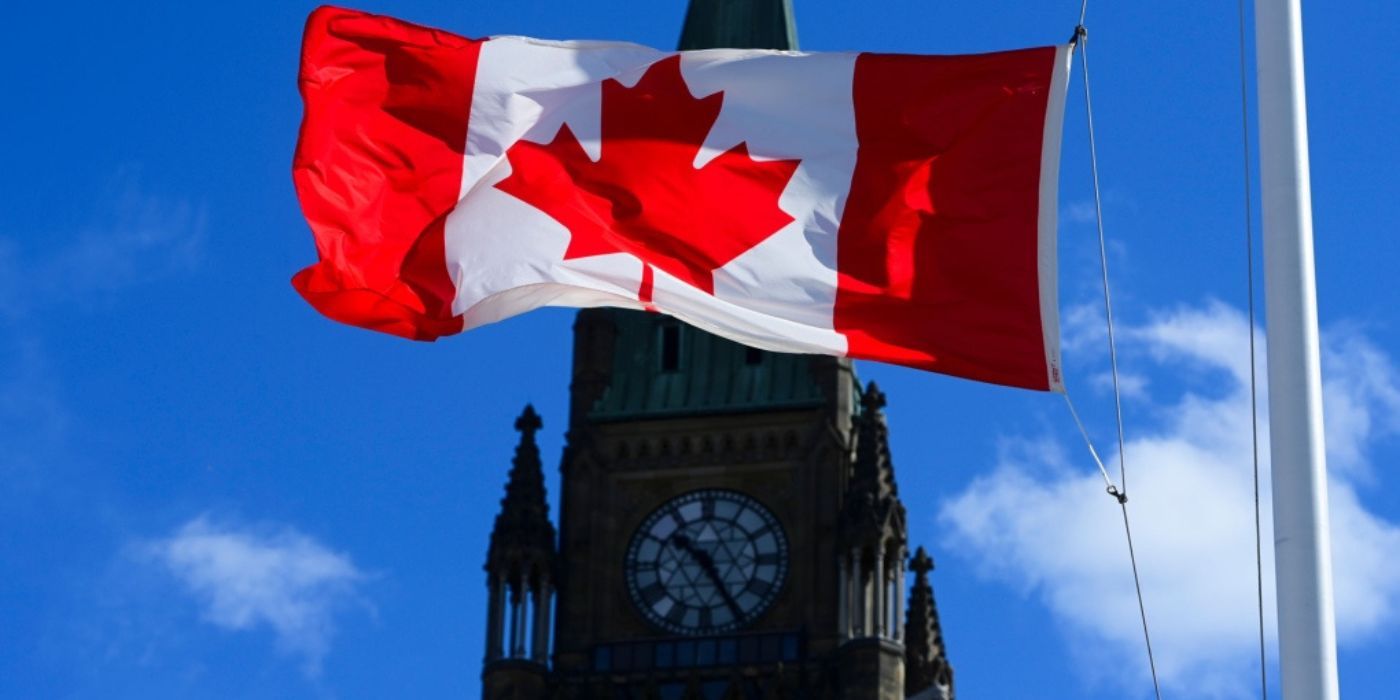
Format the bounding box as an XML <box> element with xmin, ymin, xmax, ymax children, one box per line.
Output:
<box><xmin>678</xmin><ymin>0</ymin><xmax>798</xmax><ymax>51</ymax></box>
<box><xmin>584</xmin><ymin>3</ymin><xmax>814</xmax><ymax>421</ymax></box>
<box><xmin>588</xmin><ymin>310</ymin><xmax>827</xmax><ymax>421</ymax></box>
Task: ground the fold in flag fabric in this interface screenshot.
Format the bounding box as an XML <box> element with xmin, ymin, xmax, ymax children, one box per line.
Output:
<box><xmin>292</xmin><ymin>6</ymin><xmax>1072</xmax><ymax>391</ymax></box>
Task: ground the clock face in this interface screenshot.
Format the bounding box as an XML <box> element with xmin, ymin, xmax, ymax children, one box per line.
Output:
<box><xmin>624</xmin><ymin>489</ymin><xmax>788</xmax><ymax>636</ymax></box>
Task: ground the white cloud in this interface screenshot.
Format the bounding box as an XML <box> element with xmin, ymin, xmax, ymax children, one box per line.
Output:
<box><xmin>939</xmin><ymin>301</ymin><xmax>1400</xmax><ymax>698</ymax></box>
<box><xmin>145</xmin><ymin>516</ymin><xmax>369</xmax><ymax>675</ymax></box>
<box><xmin>1319</xmin><ymin>325</ymin><xmax>1400</xmax><ymax>481</ymax></box>
<box><xmin>1063</xmin><ymin>199</ymin><xmax>1099</xmax><ymax>225</ymax></box>
<box><xmin>1060</xmin><ymin>301</ymin><xmax>1109</xmax><ymax>355</ymax></box>
<box><xmin>1087</xmin><ymin>369</ymin><xmax>1149</xmax><ymax>400</ymax></box>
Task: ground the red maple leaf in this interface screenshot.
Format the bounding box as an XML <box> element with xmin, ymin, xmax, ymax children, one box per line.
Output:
<box><xmin>495</xmin><ymin>55</ymin><xmax>801</xmax><ymax>303</ymax></box>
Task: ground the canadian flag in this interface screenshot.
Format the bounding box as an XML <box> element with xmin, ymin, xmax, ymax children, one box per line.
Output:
<box><xmin>293</xmin><ymin>6</ymin><xmax>1072</xmax><ymax>391</ymax></box>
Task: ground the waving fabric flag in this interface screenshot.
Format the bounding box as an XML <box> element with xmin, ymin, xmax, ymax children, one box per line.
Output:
<box><xmin>292</xmin><ymin>6</ymin><xmax>1072</xmax><ymax>391</ymax></box>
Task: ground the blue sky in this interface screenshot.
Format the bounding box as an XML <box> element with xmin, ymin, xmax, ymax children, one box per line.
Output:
<box><xmin>2</xmin><ymin>1</ymin><xmax>1398</xmax><ymax>698</ymax></box>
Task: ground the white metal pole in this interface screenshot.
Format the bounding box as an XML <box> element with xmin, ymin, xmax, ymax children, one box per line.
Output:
<box><xmin>1254</xmin><ymin>0</ymin><xmax>1340</xmax><ymax>697</ymax></box>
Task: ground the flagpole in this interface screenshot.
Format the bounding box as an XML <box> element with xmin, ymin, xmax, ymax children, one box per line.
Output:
<box><xmin>1254</xmin><ymin>0</ymin><xmax>1340</xmax><ymax>697</ymax></box>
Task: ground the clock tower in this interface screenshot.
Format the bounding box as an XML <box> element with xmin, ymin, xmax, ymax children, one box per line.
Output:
<box><xmin>481</xmin><ymin>309</ymin><xmax>954</xmax><ymax>699</ymax></box>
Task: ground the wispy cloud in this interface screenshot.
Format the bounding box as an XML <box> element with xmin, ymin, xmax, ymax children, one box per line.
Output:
<box><xmin>1063</xmin><ymin>199</ymin><xmax>1099</xmax><ymax>225</ymax></box>
<box><xmin>143</xmin><ymin>516</ymin><xmax>370</xmax><ymax>676</ymax></box>
<box><xmin>1061</xmin><ymin>191</ymin><xmax>1137</xmax><ymax>228</ymax></box>
<box><xmin>0</xmin><ymin>169</ymin><xmax>204</xmax><ymax>484</ymax></box>
<box><xmin>0</xmin><ymin>168</ymin><xmax>205</xmax><ymax>319</ymax></box>
<box><xmin>1087</xmin><ymin>369</ymin><xmax>1149</xmax><ymax>400</ymax></box>
<box><xmin>939</xmin><ymin>301</ymin><xmax>1400</xmax><ymax>698</ymax></box>
<box><xmin>0</xmin><ymin>334</ymin><xmax>66</xmax><ymax>484</ymax></box>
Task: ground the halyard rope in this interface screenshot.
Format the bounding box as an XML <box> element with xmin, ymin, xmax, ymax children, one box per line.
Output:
<box><xmin>1076</xmin><ymin>25</ymin><xmax>1130</xmax><ymax>501</ymax></box>
<box><xmin>1071</xmin><ymin>18</ymin><xmax>1164</xmax><ymax>700</ymax></box>
<box><xmin>1063</xmin><ymin>392</ymin><xmax>1118</xmax><ymax>495</ymax></box>
<box><xmin>1236</xmin><ymin>0</ymin><xmax>1271</xmax><ymax>694</ymax></box>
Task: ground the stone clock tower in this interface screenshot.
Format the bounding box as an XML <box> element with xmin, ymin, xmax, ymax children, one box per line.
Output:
<box><xmin>481</xmin><ymin>309</ymin><xmax>954</xmax><ymax>699</ymax></box>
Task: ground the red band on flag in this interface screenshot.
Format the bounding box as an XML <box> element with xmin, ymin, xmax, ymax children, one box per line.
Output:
<box><xmin>834</xmin><ymin>48</ymin><xmax>1058</xmax><ymax>390</ymax></box>
<box><xmin>291</xmin><ymin>6</ymin><xmax>481</xmax><ymax>340</ymax></box>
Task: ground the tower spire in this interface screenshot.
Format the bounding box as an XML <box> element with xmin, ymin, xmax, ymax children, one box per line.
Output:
<box><xmin>851</xmin><ymin>382</ymin><xmax>897</xmax><ymax>499</ymax></box>
<box><xmin>905</xmin><ymin>547</ymin><xmax>954</xmax><ymax>699</ymax></box>
<box><xmin>834</xmin><ymin>381</ymin><xmax>909</xmax><ymax>697</ymax></box>
<box><xmin>483</xmin><ymin>405</ymin><xmax>557</xmax><ymax>689</ymax></box>
<box><xmin>840</xmin><ymin>382</ymin><xmax>904</xmax><ymax>547</ymax></box>
<box><xmin>488</xmin><ymin>404</ymin><xmax>554</xmax><ymax>568</ymax></box>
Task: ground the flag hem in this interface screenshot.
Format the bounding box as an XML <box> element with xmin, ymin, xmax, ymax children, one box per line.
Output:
<box><xmin>1038</xmin><ymin>44</ymin><xmax>1073</xmax><ymax>393</ymax></box>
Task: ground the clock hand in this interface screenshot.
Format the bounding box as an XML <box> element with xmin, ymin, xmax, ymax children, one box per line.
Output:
<box><xmin>671</xmin><ymin>534</ymin><xmax>744</xmax><ymax>620</ymax></box>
